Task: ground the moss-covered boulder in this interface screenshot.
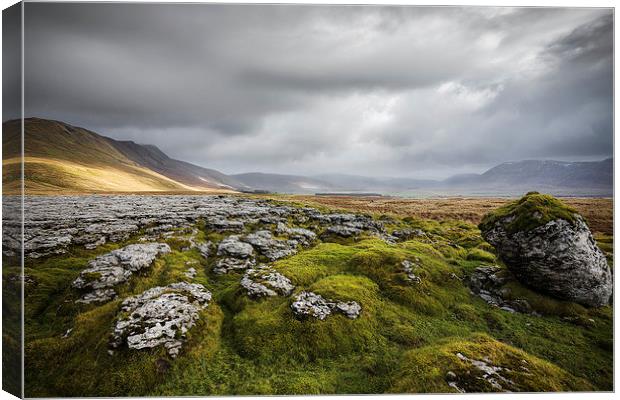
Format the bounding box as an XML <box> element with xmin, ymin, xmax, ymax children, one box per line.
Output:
<box><xmin>479</xmin><ymin>192</ymin><xmax>612</xmax><ymax>307</ymax></box>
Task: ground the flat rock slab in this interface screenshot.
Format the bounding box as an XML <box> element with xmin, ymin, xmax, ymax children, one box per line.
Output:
<box><xmin>243</xmin><ymin>230</ymin><xmax>298</xmax><ymax>261</ymax></box>
<box><xmin>73</xmin><ymin>243</ymin><xmax>171</xmax><ymax>304</ymax></box>
<box><xmin>6</xmin><ymin>195</ymin><xmax>387</xmax><ymax>262</ymax></box>
<box><xmin>241</xmin><ymin>265</ymin><xmax>295</xmax><ymax>298</ymax></box>
<box><xmin>213</xmin><ymin>257</ymin><xmax>256</xmax><ymax>275</ymax></box>
<box><xmin>217</xmin><ymin>236</ymin><xmax>254</xmax><ymax>259</ymax></box>
<box><xmin>448</xmin><ymin>352</ymin><xmax>519</xmax><ymax>393</ymax></box>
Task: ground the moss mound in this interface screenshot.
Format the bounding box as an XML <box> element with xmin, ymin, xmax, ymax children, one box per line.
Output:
<box><xmin>479</xmin><ymin>192</ymin><xmax>578</xmax><ymax>234</ymax></box>
<box><xmin>232</xmin><ymin>274</ymin><xmax>386</xmax><ymax>363</ymax></box>
<box><xmin>390</xmin><ymin>334</ymin><xmax>593</xmax><ymax>393</ymax></box>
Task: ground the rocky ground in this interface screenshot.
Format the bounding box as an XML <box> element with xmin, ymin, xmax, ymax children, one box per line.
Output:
<box><xmin>4</xmin><ymin>194</ymin><xmax>613</xmax><ymax>396</ymax></box>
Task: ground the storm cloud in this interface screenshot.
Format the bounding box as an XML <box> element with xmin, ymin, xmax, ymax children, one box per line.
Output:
<box><xmin>20</xmin><ymin>3</ymin><xmax>613</xmax><ymax>178</ymax></box>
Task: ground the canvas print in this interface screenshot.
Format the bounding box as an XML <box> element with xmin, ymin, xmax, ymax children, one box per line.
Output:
<box><xmin>1</xmin><ymin>1</ymin><xmax>614</xmax><ymax>397</ymax></box>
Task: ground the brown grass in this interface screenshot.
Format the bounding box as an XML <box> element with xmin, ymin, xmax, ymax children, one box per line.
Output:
<box><xmin>278</xmin><ymin>195</ymin><xmax>613</xmax><ymax>235</ymax></box>
<box><xmin>2</xmin><ymin>157</ymin><xmax>236</xmax><ymax>195</ymax></box>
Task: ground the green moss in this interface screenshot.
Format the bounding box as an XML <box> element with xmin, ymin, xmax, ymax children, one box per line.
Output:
<box><xmin>390</xmin><ymin>334</ymin><xmax>593</xmax><ymax>393</ymax></box>
<box><xmin>501</xmin><ymin>281</ymin><xmax>588</xmax><ymax>318</ymax></box>
<box><xmin>479</xmin><ymin>192</ymin><xmax>578</xmax><ymax>233</ymax></box>
<box><xmin>232</xmin><ymin>274</ymin><xmax>387</xmax><ymax>363</ymax></box>
<box><xmin>273</xmin><ymin>243</ymin><xmax>357</xmax><ymax>286</ymax></box>
<box><xmin>466</xmin><ymin>248</ymin><xmax>496</xmax><ymax>263</ymax></box>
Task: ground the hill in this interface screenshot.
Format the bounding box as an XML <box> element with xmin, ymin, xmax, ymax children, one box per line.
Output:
<box><xmin>233</xmin><ymin>159</ymin><xmax>613</xmax><ymax>196</ymax></box>
<box><xmin>2</xmin><ymin>117</ymin><xmax>612</xmax><ymax>197</ymax></box>
<box><xmin>2</xmin><ymin>118</ymin><xmax>242</xmax><ymax>194</ymax></box>
<box><xmin>444</xmin><ymin>159</ymin><xmax>613</xmax><ymax>193</ymax></box>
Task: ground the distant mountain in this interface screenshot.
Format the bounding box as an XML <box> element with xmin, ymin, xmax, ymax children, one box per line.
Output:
<box><xmin>2</xmin><ymin>117</ymin><xmax>612</xmax><ymax>197</ymax></box>
<box><xmin>441</xmin><ymin>159</ymin><xmax>613</xmax><ymax>196</ymax></box>
<box><xmin>231</xmin><ymin>159</ymin><xmax>613</xmax><ymax>196</ymax></box>
<box><xmin>231</xmin><ymin>172</ymin><xmax>334</xmax><ymax>194</ymax></box>
<box><xmin>479</xmin><ymin>159</ymin><xmax>613</xmax><ymax>188</ymax></box>
<box><xmin>2</xmin><ymin>118</ymin><xmax>243</xmax><ymax>194</ymax></box>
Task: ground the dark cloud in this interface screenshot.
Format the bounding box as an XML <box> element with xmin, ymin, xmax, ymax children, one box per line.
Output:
<box><xmin>20</xmin><ymin>4</ymin><xmax>613</xmax><ymax>178</ymax></box>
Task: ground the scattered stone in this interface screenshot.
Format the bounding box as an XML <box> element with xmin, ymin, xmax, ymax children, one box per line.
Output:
<box><xmin>291</xmin><ymin>291</ymin><xmax>361</xmax><ymax>320</ymax></box>
<box><xmin>453</xmin><ymin>352</ymin><xmax>517</xmax><ymax>392</ymax></box>
<box><xmin>184</xmin><ymin>267</ymin><xmax>197</xmax><ymax>279</ymax></box>
<box><xmin>110</xmin><ymin>282</ymin><xmax>212</xmax><ymax>358</ymax></box>
<box><xmin>401</xmin><ymin>259</ymin><xmax>422</xmax><ymax>284</ymax></box>
<box><xmin>190</xmin><ymin>241</ymin><xmax>211</xmax><ymax>259</ymax></box>
<box><xmin>213</xmin><ymin>257</ymin><xmax>256</xmax><ymax>275</ymax></box>
<box><xmin>449</xmin><ymin>273</ymin><xmax>463</xmax><ymax>281</ymax></box>
<box><xmin>206</xmin><ymin>218</ymin><xmax>244</xmax><ymax>232</ymax></box>
<box><xmin>217</xmin><ymin>236</ymin><xmax>254</xmax><ymax>259</ymax></box>
<box><xmin>392</xmin><ymin>229</ymin><xmax>426</xmax><ymax>241</ymax></box>
<box><xmin>468</xmin><ymin>266</ymin><xmax>535</xmax><ymax>315</ymax></box>
<box><xmin>276</xmin><ymin>222</ymin><xmax>317</xmax><ymax>246</ymax></box>
<box><xmin>240</xmin><ymin>265</ymin><xmax>295</xmax><ymax>298</ymax></box>
<box><xmin>73</xmin><ymin>243</ymin><xmax>171</xmax><ymax>304</ymax></box>
<box><xmin>324</xmin><ymin>225</ymin><xmax>362</xmax><ymax>237</ymax></box>
<box><xmin>334</xmin><ymin>301</ymin><xmax>362</xmax><ymax>319</ymax></box>
<box><xmin>243</xmin><ymin>230</ymin><xmax>298</xmax><ymax>261</ymax></box>
<box><xmin>76</xmin><ymin>288</ymin><xmax>117</xmax><ymax>304</ymax></box>
<box><xmin>84</xmin><ymin>236</ymin><xmax>106</xmax><ymax>250</ymax></box>
<box><xmin>445</xmin><ymin>371</ymin><xmax>457</xmax><ymax>381</ymax></box>
<box><xmin>480</xmin><ymin>194</ymin><xmax>613</xmax><ymax>307</ymax></box>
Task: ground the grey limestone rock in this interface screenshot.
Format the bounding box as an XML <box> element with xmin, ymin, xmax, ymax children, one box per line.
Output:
<box><xmin>243</xmin><ymin>230</ymin><xmax>298</xmax><ymax>261</ymax></box>
<box><xmin>240</xmin><ymin>265</ymin><xmax>295</xmax><ymax>298</ymax></box>
<box><xmin>217</xmin><ymin>236</ymin><xmax>254</xmax><ymax>259</ymax></box>
<box><xmin>468</xmin><ymin>266</ymin><xmax>535</xmax><ymax>315</ymax></box>
<box><xmin>110</xmin><ymin>282</ymin><xmax>212</xmax><ymax>358</ymax></box>
<box><xmin>73</xmin><ymin>243</ymin><xmax>171</xmax><ymax>303</ymax></box>
<box><xmin>401</xmin><ymin>259</ymin><xmax>422</xmax><ymax>284</ymax></box>
<box><xmin>291</xmin><ymin>291</ymin><xmax>361</xmax><ymax>320</ymax></box>
<box><xmin>213</xmin><ymin>257</ymin><xmax>256</xmax><ymax>275</ymax></box>
<box><xmin>482</xmin><ymin>216</ymin><xmax>612</xmax><ymax>307</ymax></box>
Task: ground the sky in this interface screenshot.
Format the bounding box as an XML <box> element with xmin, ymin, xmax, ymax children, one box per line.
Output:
<box><xmin>14</xmin><ymin>3</ymin><xmax>614</xmax><ymax>179</ymax></box>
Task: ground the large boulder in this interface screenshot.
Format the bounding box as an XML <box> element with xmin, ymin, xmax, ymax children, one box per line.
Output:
<box><xmin>479</xmin><ymin>192</ymin><xmax>612</xmax><ymax>307</ymax></box>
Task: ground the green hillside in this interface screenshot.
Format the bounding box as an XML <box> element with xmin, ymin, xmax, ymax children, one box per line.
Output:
<box><xmin>2</xmin><ymin>118</ymin><xmax>237</xmax><ymax>194</ymax></box>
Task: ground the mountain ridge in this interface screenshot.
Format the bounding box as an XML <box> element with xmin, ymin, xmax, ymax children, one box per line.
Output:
<box><xmin>2</xmin><ymin>117</ymin><xmax>613</xmax><ymax>196</ymax></box>
<box><xmin>2</xmin><ymin>118</ymin><xmax>241</xmax><ymax>194</ymax></box>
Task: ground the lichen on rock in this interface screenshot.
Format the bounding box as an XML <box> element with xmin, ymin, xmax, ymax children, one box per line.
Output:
<box><xmin>73</xmin><ymin>243</ymin><xmax>171</xmax><ymax>304</ymax></box>
<box><xmin>216</xmin><ymin>235</ymin><xmax>254</xmax><ymax>259</ymax></box>
<box><xmin>479</xmin><ymin>193</ymin><xmax>612</xmax><ymax>307</ymax></box>
<box><xmin>291</xmin><ymin>291</ymin><xmax>361</xmax><ymax>320</ymax></box>
<box><xmin>243</xmin><ymin>230</ymin><xmax>299</xmax><ymax>261</ymax></box>
<box><xmin>109</xmin><ymin>282</ymin><xmax>212</xmax><ymax>358</ymax></box>
<box><xmin>240</xmin><ymin>265</ymin><xmax>295</xmax><ymax>298</ymax></box>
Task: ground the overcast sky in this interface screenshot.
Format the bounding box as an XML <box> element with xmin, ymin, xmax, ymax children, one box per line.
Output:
<box><xmin>17</xmin><ymin>3</ymin><xmax>613</xmax><ymax>178</ymax></box>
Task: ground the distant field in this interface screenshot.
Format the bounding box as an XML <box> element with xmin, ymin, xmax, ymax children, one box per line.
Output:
<box><xmin>280</xmin><ymin>195</ymin><xmax>613</xmax><ymax>235</ymax></box>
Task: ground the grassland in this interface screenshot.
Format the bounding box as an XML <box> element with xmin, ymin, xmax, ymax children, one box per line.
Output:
<box><xmin>15</xmin><ymin>194</ymin><xmax>613</xmax><ymax>396</ymax></box>
<box><xmin>279</xmin><ymin>195</ymin><xmax>613</xmax><ymax>235</ymax></box>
